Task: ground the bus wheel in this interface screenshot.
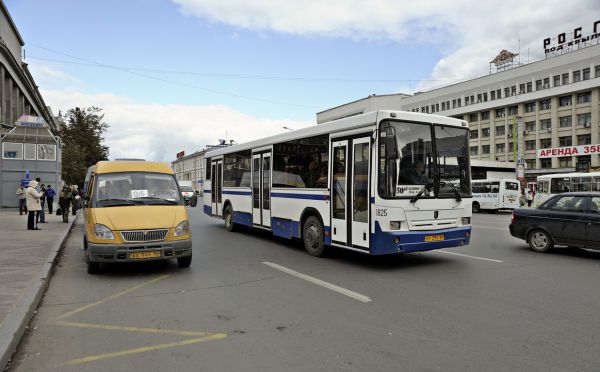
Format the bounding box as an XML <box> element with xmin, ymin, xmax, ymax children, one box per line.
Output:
<box><xmin>472</xmin><ymin>202</ymin><xmax>481</xmax><ymax>213</ymax></box>
<box><xmin>303</xmin><ymin>216</ymin><xmax>325</xmax><ymax>257</ymax></box>
<box><xmin>224</xmin><ymin>205</ymin><xmax>235</xmax><ymax>232</ymax></box>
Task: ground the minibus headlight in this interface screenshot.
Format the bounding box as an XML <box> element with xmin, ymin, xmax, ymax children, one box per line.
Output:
<box><xmin>174</xmin><ymin>221</ymin><xmax>190</xmax><ymax>236</ymax></box>
<box><xmin>94</xmin><ymin>224</ymin><xmax>115</xmax><ymax>240</ymax></box>
<box><xmin>389</xmin><ymin>221</ymin><xmax>401</xmax><ymax>230</ymax></box>
<box><xmin>461</xmin><ymin>217</ymin><xmax>471</xmax><ymax>225</ymax></box>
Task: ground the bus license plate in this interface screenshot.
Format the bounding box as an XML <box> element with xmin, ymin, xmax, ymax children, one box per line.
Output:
<box><xmin>130</xmin><ymin>251</ymin><xmax>161</xmax><ymax>259</ymax></box>
<box><xmin>424</xmin><ymin>234</ymin><xmax>444</xmax><ymax>242</ymax></box>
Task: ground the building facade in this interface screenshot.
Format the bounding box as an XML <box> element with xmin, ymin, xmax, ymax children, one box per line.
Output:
<box><xmin>0</xmin><ymin>1</ymin><xmax>60</xmax><ymax>207</ymax></box>
<box><xmin>172</xmin><ymin>149</ymin><xmax>207</xmax><ymax>192</ymax></box>
<box><xmin>317</xmin><ymin>43</ymin><xmax>600</xmax><ymax>182</ymax></box>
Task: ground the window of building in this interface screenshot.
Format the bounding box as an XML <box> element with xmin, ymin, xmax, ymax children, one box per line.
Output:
<box><xmin>223</xmin><ymin>150</ymin><xmax>252</xmax><ymax>187</ymax></box>
<box><xmin>540</xmin><ymin>119</ymin><xmax>552</xmax><ymax>130</ymax></box>
<box><xmin>583</xmin><ymin>68</ymin><xmax>591</xmax><ymax>80</ymax></box>
<box><xmin>24</xmin><ymin>143</ymin><xmax>36</xmax><ymax>160</ymax></box>
<box><xmin>496</xmin><ymin>108</ymin><xmax>505</xmax><ymax>118</ymax></box>
<box><xmin>573</xmin><ymin>70</ymin><xmax>581</xmax><ymax>82</ymax></box>
<box><xmin>540</xmin><ymin>138</ymin><xmax>552</xmax><ymax>148</ymax></box>
<box><xmin>559</xmin><ymin>136</ymin><xmax>572</xmax><ymax>147</ymax></box>
<box><xmin>576</xmin><ymin>155</ymin><xmax>591</xmax><ymax>171</ymax></box>
<box><xmin>543</xmin><ymin>78</ymin><xmax>550</xmax><ymax>88</ymax></box>
<box><xmin>525</xmin><ymin>140</ymin><xmax>536</xmax><ymax>150</ymax></box>
<box><xmin>596</xmin><ymin>65</ymin><xmax>600</xmax><ymax>78</ymax></box>
<box><xmin>452</xmin><ymin>99</ymin><xmax>457</xmax><ymax>108</ymax></box>
<box><xmin>490</xmin><ymin>91</ymin><xmax>496</xmax><ymax>100</ymax></box>
<box><xmin>37</xmin><ymin>144</ymin><xmax>57</xmax><ymax>161</ymax></box>
<box><xmin>508</xmin><ymin>106</ymin><xmax>518</xmax><ymax>116</ymax></box>
<box><xmin>577</xmin><ymin>92</ymin><xmax>591</xmax><ymax>104</ymax></box>
<box><xmin>457</xmin><ymin>98</ymin><xmax>462</xmax><ymax>107</ymax></box>
<box><xmin>470</xmin><ymin>130</ymin><xmax>478</xmax><ymax>139</ymax></box>
<box><xmin>495</xmin><ymin>143</ymin><xmax>505</xmax><ymax>153</ymax></box>
<box><xmin>553</xmin><ymin>75</ymin><xmax>561</xmax><ymax>87</ymax></box>
<box><xmin>446</xmin><ymin>101</ymin><xmax>450</xmax><ymax>109</ymax></box>
<box><xmin>495</xmin><ymin>126</ymin><xmax>505</xmax><ymax>136</ymax></box>
<box><xmin>483</xmin><ymin>93</ymin><xmax>488</xmax><ymax>102</ymax></box>
<box><xmin>540</xmin><ymin>99</ymin><xmax>551</xmax><ymax>110</ymax></box>
<box><xmin>559</xmin><ymin>95</ymin><xmax>572</xmax><ymax>106</ymax></box>
<box><xmin>503</xmin><ymin>87</ymin><xmax>510</xmax><ymax>98</ymax></box>
<box><xmin>508</xmin><ymin>142</ymin><xmax>514</xmax><ymax>153</ymax></box>
<box><xmin>540</xmin><ymin>158</ymin><xmax>552</xmax><ymax>168</ymax></box>
<box><xmin>578</xmin><ymin>134</ymin><xmax>591</xmax><ymax>145</ymax></box>
<box><xmin>273</xmin><ymin>134</ymin><xmax>329</xmax><ymax>188</ymax></box>
<box><xmin>465</xmin><ymin>96</ymin><xmax>470</xmax><ymax>105</ymax></box>
<box><xmin>559</xmin><ymin>157</ymin><xmax>572</xmax><ymax>168</ymax></box>
<box><xmin>577</xmin><ymin>113</ymin><xmax>592</xmax><ymax>126</ymax></box>
<box><xmin>469</xmin><ymin>113</ymin><xmax>478</xmax><ymax>122</ymax></box>
<box><xmin>482</xmin><ymin>145</ymin><xmax>490</xmax><ymax>154</ymax></box>
<box><xmin>525</xmin><ymin>102</ymin><xmax>536</xmax><ymax>113</ymax></box>
<box><xmin>441</xmin><ymin>102</ymin><xmax>446</xmax><ymax>111</ymax></box>
<box><xmin>526</xmin><ymin>82</ymin><xmax>532</xmax><ymax>93</ymax></box>
<box><xmin>477</xmin><ymin>94</ymin><xmax>482</xmax><ymax>103</ymax></box>
<box><xmin>508</xmin><ymin>124</ymin><xmax>513</xmax><ymax>134</ymax></box>
<box><xmin>559</xmin><ymin>115</ymin><xmax>572</xmax><ymax>128</ymax></box>
<box><xmin>2</xmin><ymin>143</ymin><xmax>23</xmax><ymax>159</ymax></box>
<box><xmin>481</xmin><ymin>111</ymin><xmax>490</xmax><ymax>120</ymax></box>
<box><xmin>435</xmin><ymin>103</ymin><xmax>439</xmax><ymax>112</ymax></box>
<box><xmin>496</xmin><ymin>89</ymin><xmax>502</xmax><ymax>99</ymax></box>
<box><xmin>481</xmin><ymin>128</ymin><xmax>490</xmax><ymax>138</ymax></box>
<box><xmin>535</xmin><ymin>80</ymin><xmax>542</xmax><ymax>90</ymax></box>
<box><xmin>525</xmin><ymin>121</ymin><xmax>536</xmax><ymax>132</ymax></box>
<box><xmin>526</xmin><ymin>159</ymin><xmax>536</xmax><ymax>169</ymax></box>
<box><xmin>511</xmin><ymin>86</ymin><xmax>516</xmax><ymax>96</ymax></box>
<box><xmin>519</xmin><ymin>83</ymin><xmax>526</xmax><ymax>94</ymax></box>
<box><xmin>470</xmin><ymin>146</ymin><xmax>478</xmax><ymax>156</ymax></box>
<box><xmin>562</xmin><ymin>73</ymin><xmax>569</xmax><ymax>85</ymax></box>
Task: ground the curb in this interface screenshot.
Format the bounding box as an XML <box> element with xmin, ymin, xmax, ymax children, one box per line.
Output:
<box><xmin>0</xmin><ymin>214</ymin><xmax>78</xmax><ymax>370</ymax></box>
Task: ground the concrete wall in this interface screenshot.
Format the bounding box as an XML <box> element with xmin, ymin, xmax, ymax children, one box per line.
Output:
<box><xmin>0</xmin><ymin>7</ymin><xmax>23</xmax><ymax>63</ymax></box>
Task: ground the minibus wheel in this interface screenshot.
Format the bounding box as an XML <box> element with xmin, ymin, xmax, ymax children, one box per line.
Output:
<box><xmin>303</xmin><ymin>216</ymin><xmax>325</xmax><ymax>257</ymax></box>
<box><xmin>86</xmin><ymin>256</ymin><xmax>100</xmax><ymax>274</ymax></box>
<box><xmin>178</xmin><ymin>253</ymin><xmax>192</xmax><ymax>268</ymax></box>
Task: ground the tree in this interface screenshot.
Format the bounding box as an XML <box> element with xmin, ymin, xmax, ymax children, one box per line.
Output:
<box><xmin>60</xmin><ymin>107</ymin><xmax>109</xmax><ymax>187</ymax></box>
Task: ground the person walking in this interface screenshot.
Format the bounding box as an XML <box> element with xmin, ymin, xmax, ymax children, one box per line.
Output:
<box><xmin>526</xmin><ymin>190</ymin><xmax>534</xmax><ymax>207</ymax></box>
<box><xmin>26</xmin><ymin>180</ymin><xmax>43</xmax><ymax>230</ymax></box>
<box><xmin>16</xmin><ymin>184</ymin><xmax>27</xmax><ymax>215</ymax></box>
<box><xmin>59</xmin><ymin>186</ymin><xmax>73</xmax><ymax>223</ymax></box>
<box><xmin>71</xmin><ymin>185</ymin><xmax>80</xmax><ymax>215</ymax></box>
<box><xmin>46</xmin><ymin>185</ymin><xmax>56</xmax><ymax>214</ymax></box>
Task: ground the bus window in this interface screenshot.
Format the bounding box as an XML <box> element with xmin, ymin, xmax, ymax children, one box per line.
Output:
<box><xmin>593</xmin><ymin>177</ymin><xmax>600</xmax><ymax>192</ymax></box>
<box><xmin>481</xmin><ymin>182</ymin><xmax>491</xmax><ymax>193</ymax></box>
<box><xmin>537</xmin><ymin>180</ymin><xmax>549</xmax><ymax>193</ymax></box>
<box><xmin>551</xmin><ymin>178</ymin><xmax>570</xmax><ymax>193</ymax></box>
<box><xmin>472</xmin><ymin>182</ymin><xmax>481</xmax><ymax>193</ymax></box>
<box><xmin>571</xmin><ymin>177</ymin><xmax>591</xmax><ymax>192</ymax></box>
<box><xmin>505</xmin><ymin>181</ymin><xmax>519</xmax><ymax>191</ymax></box>
<box><xmin>490</xmin><ymin>181</ymin><xmax>500</xmax><ymax>193</ymax></box>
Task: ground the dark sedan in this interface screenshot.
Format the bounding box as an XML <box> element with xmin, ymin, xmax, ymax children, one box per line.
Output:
<box><xmin>509</xmin><ymin>192</ymin><xmax>600</xmax><ymax>252</ymax></box>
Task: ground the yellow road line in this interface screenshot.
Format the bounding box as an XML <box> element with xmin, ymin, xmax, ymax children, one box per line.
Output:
<box><xmin>58</xmin><ymin>274</ymin><xmax>169</xmax><ymax>320</ymax></box>
<box><xmin>56</xmin><ymin>320</ymin><xmax>214</xmax><ymax>337</ymax></box>
<box><xmin>63</xmin><ymin>333</ymin><xmax>228</xmax><ymax>366</ymax></box>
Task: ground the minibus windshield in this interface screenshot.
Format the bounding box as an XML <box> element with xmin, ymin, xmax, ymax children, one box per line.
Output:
<box><xmin>93</xmin><ymin>172</ymin><xmax>182</xmax><ymax>207</ymax></box>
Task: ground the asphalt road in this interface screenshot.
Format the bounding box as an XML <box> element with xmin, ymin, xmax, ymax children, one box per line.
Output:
<box><xmin>9</xmin><ymin>209</ymin><xmax>600</xmax><ymax>371</ymax></box>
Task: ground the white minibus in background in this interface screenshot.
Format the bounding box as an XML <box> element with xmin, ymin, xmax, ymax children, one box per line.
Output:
<box><xmin>471</xmin><ymin>178</ymin><xmax>520</xmax><ymax>213</ymax></box>
<box><xmin>535</xmin><ymin>172</ymin><xmax>600</xmax><ymax>206</ymax></box>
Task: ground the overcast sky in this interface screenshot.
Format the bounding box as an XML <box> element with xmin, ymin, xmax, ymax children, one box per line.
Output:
<box><xmin>5</xmin><ymin>0</ymin><xmax>600</xmax><ymax>162</ymax></box>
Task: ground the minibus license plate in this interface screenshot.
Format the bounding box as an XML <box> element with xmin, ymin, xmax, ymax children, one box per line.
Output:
<box><xmin>130</xmin><ymin>251</ymin><xmax>161</xmax><ymax>259</ymax></box>
<box><xmin>425</xmin><ymin>234</ymin><xmax>444</xmax><ymax>242</ymax></box>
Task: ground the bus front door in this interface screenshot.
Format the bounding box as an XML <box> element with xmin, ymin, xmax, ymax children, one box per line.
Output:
<box><xmin>331</xmin><ymin>140</ymin><xmax>348</xmax><ymax>245</ymax></box>
<box><xmin>252</xmin><ymin>152</ymin><xmax>271</xmax><ymax>228</ymax></box>
<box><xmin>211</xmin><ymin>159</ymin><xmax>223</xmax><ymax>216</ymax></box>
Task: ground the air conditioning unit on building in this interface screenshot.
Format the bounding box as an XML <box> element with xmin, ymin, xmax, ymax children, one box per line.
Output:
<box><xmin>584</xmin><ymin>123</ymin><xmax>591</xmax><ymax>127</ymax></box>
<box><xmin>508</xmin><ymin>133</ymin><xmax>513</xmax><ymax>138</ymax></box>
<box><xmin>524</xmin><ymin>130</ymin><xmax>529</xmax><ymax>135</ymax></box>
<box><xmin>546</xmin><ymin>128</ymin><xmax>552</xmax><ymax>132</ymax></box>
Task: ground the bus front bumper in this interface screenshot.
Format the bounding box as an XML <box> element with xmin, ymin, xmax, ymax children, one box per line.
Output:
<box><xmin>86</xmin><ymin>239</ymin><xmax>192</xmax><ymax>263</ymax></box>
<box><xmin>371</xmin><ymin>223</ymin><xmax>471</xmax><ymax>255</ymax></box>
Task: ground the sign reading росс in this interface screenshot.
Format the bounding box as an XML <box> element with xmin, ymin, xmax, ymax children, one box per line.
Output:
<box><xmin>538</xmin><ymin>144</ymin><xmax>600</xmax><ymax>158</ymax></box>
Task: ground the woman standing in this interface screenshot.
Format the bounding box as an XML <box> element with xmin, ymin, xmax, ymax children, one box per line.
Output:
<box><xmin>25</xmin><ymin>180</ymin><xmax>43</xmax><ymax>230</ymax></box>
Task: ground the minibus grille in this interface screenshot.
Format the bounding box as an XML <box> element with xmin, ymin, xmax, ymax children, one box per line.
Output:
<box><xmin>120</xmin><ymin>229</ymin><xmax>169</xmax><ymax>242</ymax></box>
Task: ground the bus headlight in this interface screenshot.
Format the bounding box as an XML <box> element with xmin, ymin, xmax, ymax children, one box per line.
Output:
<box><xmin>461</xmin><ymin>217</ymin><xmax>471</xmax><ymax>225</ymax></box>
<box><xmin>174</xmin><ymin>221</ymin><xmax>190</xmax><ymax>236</ymax></box>
<box><xmin>94</xmin><ymin>224</ymin><xmax>115</xmax><ymax>240</ymax></box>
<box><xmin>390</xmin><ymin>221</ymin><xmax>401</xmax><ymax>230</ymax></box>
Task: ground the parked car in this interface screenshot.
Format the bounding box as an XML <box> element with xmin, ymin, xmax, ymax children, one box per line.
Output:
<box><xmin>509</xmin><ymin>192</ymin><xmax>600</xmax><ymax>252</ymax></box>
<box><xmin>180</xmin><ymin>185</ymin><xmax>195</xmax><ymax>205</ymax></box>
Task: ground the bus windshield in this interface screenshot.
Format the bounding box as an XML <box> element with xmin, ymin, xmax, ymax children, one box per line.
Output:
<box><xmin>378</xmin><ymin>120</ymin><xmax>471</xmax><ymax>198</ymax></box>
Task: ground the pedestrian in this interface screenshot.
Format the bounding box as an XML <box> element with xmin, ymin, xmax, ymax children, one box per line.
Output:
<box><xmin>25</xmin><ymin>180</ymin><xmax>43</xmax><ymax>230</ymax></box>
<box><xmin>71</xmin><ymin>185</ymin><xmax>80</xmax><ymax>215</ymax></box>
<box><xmin>59</xmin><ymin>185</ymin><xmax>73</xmax><ymax>223</ymax></box>
<box><xmin>16</xmin><ymin>184</ymin><xmax>27</xmax><ymax>215</ymax></box>
<box><xmin>38</xmin><ymin>184</ymin><xmax>47</xmax><ymax>223</ymax></box>
<box><xmin>526</xmin><ymin>190</ymin><xmax>533</xmax><ymax>207</ymax></box>
<box><xmin>46</xmin><ymin>185</ymin><xmax>56</xmax><ymax>214</ymax></box>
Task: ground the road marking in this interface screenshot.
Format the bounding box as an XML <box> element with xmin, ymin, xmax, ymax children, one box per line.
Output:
<box><xmin>263</xmin><ymin>261</ymin><xmax>371</xmax><ymax>303</ymax></box>
<box><xmin>64</xmin><ymin>333</ymin><xmax>227</xmax><ymax>366</ymax></box>
<box><xmin>436</xmin><ymin>250</ymin><xmax>504</xmax><ymax>263</ymax></box>
<box><xmin>58</xmin><ymin>274</ymin><xmax>170</xmax><ymax>320</ymax></box>
<box><xmin>56</xmin><ymin>320</ymin><xmax>215</xmax><ymax>337</ymax></box>
<box><xmin>472</xmin><ymin>225</ymin><xmax>509</xmax><ymax>231</ymax></box>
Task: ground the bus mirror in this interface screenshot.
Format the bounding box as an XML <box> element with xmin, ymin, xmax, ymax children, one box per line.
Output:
<box><xmin>189</xmin><ymin>194</ymin><xmax>198</xmax><ymax>207</ymax></box>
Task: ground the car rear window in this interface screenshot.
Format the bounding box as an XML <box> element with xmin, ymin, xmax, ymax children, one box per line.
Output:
<box><xmin>180</xmin><ymin>186</ymin><xmax>193</xmax><ymax>192</ymax></box>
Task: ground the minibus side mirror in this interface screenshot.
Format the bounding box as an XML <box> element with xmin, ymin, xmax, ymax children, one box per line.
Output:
<box><xmin>189</xmin><ymin>194</ymin><xmax>198</xmax><ymax>207</ymax></box>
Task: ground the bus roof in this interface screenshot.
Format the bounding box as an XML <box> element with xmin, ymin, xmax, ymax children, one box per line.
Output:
<box><xmin>537</xmin><ymin>172</ymin><xmax>600</xmax><ymax>180</ymax></box>
<box><xmin>93</xmin><ymin>161</ymin><xmax>174</xmax><ymax>175</ymax></box>
<box><xmin>206</xmin><ymin>110</ymin><xmax>467</xmax><ymax>158</ymax></box>
<box><xmin>472</xmin><ymin>178</ymin><xmax>519</xmax><ymax>183</ymax></box>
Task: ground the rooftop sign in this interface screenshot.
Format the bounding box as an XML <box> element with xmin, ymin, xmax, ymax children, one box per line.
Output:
<box><xmin>544</xmin><ymin>20</ymin><xmax>600</xmax><ymax>56</ymax></box>
<box><xmin>15</xmin><ymin>115</ymin><xmax>47</xmax><ymax>128</ymax></box>
<box><xmin>538</xmin><ymin>144</ymin><xmax>600</xmax><ymax>158</ymax></box>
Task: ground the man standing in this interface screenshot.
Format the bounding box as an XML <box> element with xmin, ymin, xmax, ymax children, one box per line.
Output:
<box><xmin>59</xmin><ymin>186</ymin><xmax>72</xmax><ymax>223</ymax></box>
<box><xmin>26</xmin><ymin>180</ymin><xmax>43</xmax><ymax>230</ymax></box>
<box><xmin>71</xmin><ymin>185</ymin><xmax>80</xmax><ymax>215</ymax></box>
<box><xmin>16</xmin><ymin>184</ymin><xmax>26</xmax><ymax>215</ymax></box>
<box><xmin>46</xmin><ymin>185</ymin><xmax>56</xmax><ymax>214</ymax></box>
<box><xmin>38</xmin><ymin>184</ymin><xmax>47</xmax><ymax>223</ymax></box>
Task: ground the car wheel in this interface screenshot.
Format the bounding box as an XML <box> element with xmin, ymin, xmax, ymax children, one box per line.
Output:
<box><xmin>528</xmin><ymin>229</ymin><xmax>554</xmax><ymax>253</ymax></box>
<box><xmin>177</xmin><ymin>253</ymin><xmax>192</xmax><ymax>268</ymax></box>
<box><xmin>303</xmin><ymin>216</ymin><xmax>325</xmax><ymax>257</ymax></box>
<box><xmin>472</xmin><ymin>202</ymin><xmax>480</xmax><ymax>213</ymax></box>
<box><xmin>224</xmin><ymin>205</ymin><xmax>235</xmax><ymax>232</ymax></box>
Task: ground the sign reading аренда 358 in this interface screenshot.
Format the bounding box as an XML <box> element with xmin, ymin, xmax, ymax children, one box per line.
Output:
<box><xmin>538</xmin><ymin>144</ymin><xmax>600</xmax><ymax>158</ymax></box>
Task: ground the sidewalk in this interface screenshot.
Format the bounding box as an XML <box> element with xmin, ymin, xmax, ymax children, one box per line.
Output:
<box><xmin>0</xmin><ymin>208</ymin><xmax>76</xmax><ymax>369</ymax></box>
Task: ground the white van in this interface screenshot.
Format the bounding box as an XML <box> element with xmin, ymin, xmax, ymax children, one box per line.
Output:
<box><xmin>471</xmin><ymin>178</ymin><xmax>520</xmax><ymax>213</ymax></box>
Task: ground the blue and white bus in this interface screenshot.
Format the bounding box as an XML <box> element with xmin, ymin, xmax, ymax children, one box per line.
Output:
<box><xmin>203</xmin><ymin>110</ymin><xmax>472</xmax><ymax>256</ymax></box>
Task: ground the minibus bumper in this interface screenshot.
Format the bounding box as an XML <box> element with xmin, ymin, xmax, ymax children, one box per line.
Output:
<box><xmin>87</xmin><ymin>239</ymin><xmax>192</xmax><ymax>263</ymax></box>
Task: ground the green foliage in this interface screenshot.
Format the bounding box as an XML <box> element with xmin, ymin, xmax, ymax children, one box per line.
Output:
<box><xmin>60</xmin><ymin>107</ymin><xmax>109</xmax><ymax>187</ymax></box>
